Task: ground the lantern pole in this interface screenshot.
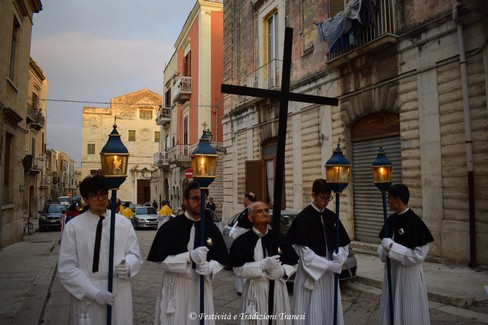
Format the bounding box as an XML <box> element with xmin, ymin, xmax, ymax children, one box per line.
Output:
<box><xmin>372</xmin><ymin>146</ymin><xmax>394</xmax><ymax>325</ymax></box>
<box><xmin>191</xmin><ymin>127</ymin><xmax>217</xmax><ymax>325</ymax></box>
<box><xmin>100</xmin><ymin>121</ymin><xmax>129</xmax><ymax>324</ymax></box>
<box><xmin>324</xmin><ymin>143</ymin><xmax>351</xmax><ymax>325</ymax></box>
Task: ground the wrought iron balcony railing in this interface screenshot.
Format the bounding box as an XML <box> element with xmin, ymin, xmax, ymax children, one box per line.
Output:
<box><xmin>26</xmin><ymin>106</ymin><xmax>45</xmax><ymax>130</ymax></box>
<box><xmin>156</xmin><ymin>106</ymin><xmax>171</xmax><ymax>126</ymax></box>
<box><xmin>172</xmin><ymin>76</ymin><xmax>192</xmax><ymax>103</ymax></box>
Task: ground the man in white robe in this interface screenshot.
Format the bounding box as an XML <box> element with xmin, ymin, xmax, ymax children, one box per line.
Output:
<box><xmin>58</xmin><ymin>175</ymin><xmax>143</xmax><ymax>325</ymax></box>
<box><xmin>286</xmin><ymin>179</ymin><xmax>351</xmax><ymax>325</ymax></box>
<box><xmin>147</xmin><ymin>181</ymin><xmax>229</xmax><ymax>325</ymax></box>
<box><xmin>230</xmin><ymin>201</ymin><xmax>298</xmax><ymax>324</ymax></box>
<box><xmin>377</xmin><ymin>184</ymin><xmax>434</xmax><ymax>325</ymax></box>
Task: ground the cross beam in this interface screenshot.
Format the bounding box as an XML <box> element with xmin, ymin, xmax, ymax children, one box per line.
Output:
<box><xmin>221</xmin><ymin>26</ymin><xmax>339</xmax><ymax>322</ymax></box>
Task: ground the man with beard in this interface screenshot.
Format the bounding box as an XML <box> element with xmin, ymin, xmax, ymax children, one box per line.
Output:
<box><xmin>148</xmin><ymin>181</ymin><xmax>229</xmax><ymax>324</ymax></box>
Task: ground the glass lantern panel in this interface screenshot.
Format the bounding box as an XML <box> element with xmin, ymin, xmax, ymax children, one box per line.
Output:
<box><xmin>372</xmin><ymin>165</ymin><xmax>392</xmax><ymax>183</ymax></box>
<box><xmin>326</xmin><ymin>165</ymin><xmax>351</xmax><ymax>184</ymax></box>
<box><xmin>102</xmin><ymin>154</ymin><xmax>128</xmax><ymax>176</ymax></box>
<box><xmin>192</xmin><ymin>155</ymin><xmax>217</xmax><ymax>177</ymax></box>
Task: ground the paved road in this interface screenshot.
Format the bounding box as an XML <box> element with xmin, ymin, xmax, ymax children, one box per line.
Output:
<box><xmin>42</xmin><ymin>229</ymin><xmax>488</xmax><ymax>324</ymax></box>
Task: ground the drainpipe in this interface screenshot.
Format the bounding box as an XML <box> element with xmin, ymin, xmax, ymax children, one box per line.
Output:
<box><xmin>453</xmin><ymin>1</ymin><xmax>476</xmax><ymax>267</ymax></box>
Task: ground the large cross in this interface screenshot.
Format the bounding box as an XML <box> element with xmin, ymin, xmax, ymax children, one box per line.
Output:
<box><xmin>221</xmin><ymin>27</ymin><xmax>339</xmax><ymax>320</ymax></box>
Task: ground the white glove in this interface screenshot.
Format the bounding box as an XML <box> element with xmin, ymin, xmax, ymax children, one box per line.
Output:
<box><xmin>115</xmin><ymin>259</ymin><xmax>130</xmax><ymax>279</ymax></box>
<box><xmin>327</xmin><ymin>261</ymin><xmax>343</xmax><ymax>274</ymax></box>
<box><xmin>95</xmin><ymin>290</ymin><xmax>114</xmax><ymax>306</ymax></box>
<box><xmin>261</xmin><ymin>255</ymin><xmax>281</xmax><ymax>271</ymax></box>
<box><xmin>332</xmin><ymin>251</ymin><xmax>342</xmax><ymax>263</ymax></box>
<box><xmin>267</xmin><ymin>266</ymin><xmax>285</xmax><ymax>280</ymax></box>
<box><xmin>195</xmin><ymin>261</ymin><xmax>212</xmax><ymax>275</ymax></box>
<box><xmin>381</xmin><ymin>238</ymin><xmax>394</xmax><ymax>251</ymax></box>
<box><xmin>190</xmin><ymin>246</ymin><xmax>209</xmax><ymax>264</ymax></box>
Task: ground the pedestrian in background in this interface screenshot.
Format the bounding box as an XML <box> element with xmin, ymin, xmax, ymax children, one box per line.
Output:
<box><xmin>206</xmin><ymin>196</ymin><xmax>216</xmax><ymax>211</ymax></box>
<box><xmin>58</xmin><ymin>174</ymin><xmax>142</xmax><ymax>325</ymax></box>
<box><xmin>377</xmin><ymin>184</ymin><xmax>434</xmax><ymax>325</ymax></box>
<box><xmin>152</xmin><ymin>199</ymin><xmax>159</xmax><ymax>210</ymax></box>
<box><xmin>147</xmin><ymin>181</ymin><xmax>228</xmax><ymax>325</ymax></box>
<box><xmin>229</xmin><ymin>191</ymin><xmax>257</xmax><ymax>295</ymax></box>
<box><xmin>230</xmin><ymin>201</ymin><xmax>298</xmax><ymax>323</ymax></box>
<box><xmin>286</xmin><ymin>179</ymin><xmax>351</xmax><ymax>325</ymax></box>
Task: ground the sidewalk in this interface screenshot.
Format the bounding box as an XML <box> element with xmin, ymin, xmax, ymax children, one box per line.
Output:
<box><xmin>0</xmin><ymin>225</ymin><xmax>487</xmax><ymax>324</ymax></box>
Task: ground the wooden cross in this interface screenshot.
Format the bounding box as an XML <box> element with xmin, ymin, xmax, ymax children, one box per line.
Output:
<box><xmin>221</xmin><ymin>27</ymin><xmax>339</xmax><ymax>320</ymax></box>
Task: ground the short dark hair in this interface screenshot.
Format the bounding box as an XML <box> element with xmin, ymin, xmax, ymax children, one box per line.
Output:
<box><xmin>245</xmin><ymin>192</ymin><xmax>256</xmax><ymax>202</ymax></box>
<box><xmin>184</xmin><ymin>181</ymin><xmax>200</xmax><ymax>199</ymax></box>
<box><xmin>388</xmin><ymin>184</ymin><xmax>410</xmax><ymax>204</ymax></box>
<box><xmin>312</xmin><ymin>178</ymin><xmax>332</xmax><ymax>195</ymax></box>
<box><xmin>80</xmin><ymin>175</ymin><xmax>109</xmax><ymax>198</ymax></box>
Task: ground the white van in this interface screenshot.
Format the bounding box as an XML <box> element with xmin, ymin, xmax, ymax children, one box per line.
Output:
<box><xmin>58</xmin><ymin>196</ymin><xmax>70</xmax><ymax>206</ymax></box>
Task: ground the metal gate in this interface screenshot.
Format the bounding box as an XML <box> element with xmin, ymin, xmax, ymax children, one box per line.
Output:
<box><xmin>352</xmin><ymin>137</ymin><xmax>402</xmax><ymax>243</ymax></box>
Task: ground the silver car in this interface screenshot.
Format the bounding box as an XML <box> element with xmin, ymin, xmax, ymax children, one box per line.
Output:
<box><xmin>222</xmin><ymin>208</ymin><xmax>357</xmax><ymax>280</ymax></box>
<box><xmin>134</xmin><ymin>206</ymin><xmax>158</xmax><ymax>230</ymax></box>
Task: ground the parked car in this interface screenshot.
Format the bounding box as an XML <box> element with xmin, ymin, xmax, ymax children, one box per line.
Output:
<box><xmin>222</xmin><ymin>208</ymin><xmax>357</xmax><ymax>280</ymax></box>
<box><xmin>172</xmin><ymin>207</ymin><xmax>224</xmax><ymax>233</ymax></box>
<box><xmin>133</xmin><ymin>206</ymin><xmax>158</xmax><ymax>229</ymax></box>
<box><xmin>39</xmin><ymin>204</ymin><xmax>66</xmax><ymax>232</ymax></box>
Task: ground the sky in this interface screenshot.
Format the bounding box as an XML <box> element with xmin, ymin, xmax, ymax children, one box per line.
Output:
<box><xmin>31</xmin><ymin>1</ymin><xmax>196</xmax><ymax>166</ymax></box>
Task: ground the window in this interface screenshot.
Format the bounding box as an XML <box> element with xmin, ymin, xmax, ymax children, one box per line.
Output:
<box><xmin>184</xmin><ymin>51</ymin><xmax>191</xmax><ymax>76</ymax></box>
<box><xmin>165</xmin><ymin>89</ymin><xmax>172</xmax><ymax>107</ymax></box>
<box><xmin>3</xmin><ymin>133</ymin><xmax>13</xmax><ymax>204</ymax></box>
<box><xmin>183</xmin><ymin>116</ymin><xmax>189</xmax><ymax>145</ymax></box>
<box><xmin>128</xmin><ymin>130</ymin><xmax>136</xmax><ymax>141</ymax></box>
<box><xmin>90</xmin><ymin>169</ymin><xmax>98</xmax><ymax>175</ymax></box>
<box><xmin>266</xmin><ymin>11</ymin><xmax>279</xmax><ymax>88</ymax></box>
<box><xmin>32</xmin><ymin>93</ymin><xmax>39</xmax><ymax>109</ymax></box>
<box><xmin>139</xmin><ymin>109</ymin><xmax>153</xmax><ymax>120</ymax></box>
<box><xmin>154</xmin><ymin>131</ymin><xmax>160</xmax><ymax>143</ymax></box>
<box><xmin>9</xmin><ymin>17</ymin><xmax>20</xmax><ymax>81</ymax></box>
<box><xmin>87</xmin><ymin>143</ymin><xmax>95</xmax><ymax>154</ymax></box>
<box><xmin>329</xmin><ymin>0</ymin><xmax>347</xmax><ymax>17</ymax></box>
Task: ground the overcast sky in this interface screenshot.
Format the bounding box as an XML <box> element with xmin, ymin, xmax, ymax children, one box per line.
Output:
<box><xmin>31</xmin><ymin>1</ymin><xmax>196</xmax><ymax>166</ymax></box>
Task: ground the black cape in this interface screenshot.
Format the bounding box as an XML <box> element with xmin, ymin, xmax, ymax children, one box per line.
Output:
<box><xmin>230</xmin><ymin>229</ymin><xmax>299</xmax><ymax>268</ymax></box>
<box><xmin>379</xmin><ymin>208</ymin><xmax>434</xmax><ymax>249</ymax></box>
<box><xmin>286</xmin><ymin>204</ymin><xmax>351</xmax><ymax>257</ymax></box>
<box><xmin>147</xmin><ymin>211</ymin><xmax>228</xmax><ymax>267</ymax></box>
<box><xmin>235</xmin><ymin>208</ymin><xmax>252</xmax><ymax>229</ymax></box>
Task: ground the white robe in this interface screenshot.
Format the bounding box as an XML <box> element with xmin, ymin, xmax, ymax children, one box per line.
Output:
<box><xmin>154</xmin><ymin>224</ymin><xmax>224</xmax><ymax>325</ymax></box>
<box><xmin>291</xmin><ymin>245</ymin><xmax>349</xmax><ymax>325</ymax></box>
<box><xmin>58</xmin><ymin>210</ymin><xmax>142</xmax><ymax>325</ymax></box>
<box><xmin>233</xmin><ymin>237</ymin><xmax>297</xmax><ymax>325</ymax></box>
<box><xmin>377</xmin><ymin>243</ymin><xmax>431</xmax><ymax>325</ymax></box>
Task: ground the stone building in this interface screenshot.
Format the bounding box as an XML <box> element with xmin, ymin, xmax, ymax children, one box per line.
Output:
<box><xmin>0</xmin><ymin>0</ymin><xmax>43</xmax><ymax>249</ymax></box>
<box><xmin>222</xmin><ymin>0</ymin><xmax>487</xmax><ymax>265</ymax></box>
<box><xmin>81</xmin><ymin>89</ymin><xmax>161</xmax><ymax>204</ymax></box>
<box><xmin>154</xmin><ymin>0</ymin><xmax>224</xmax><ymax>213</ymax></box>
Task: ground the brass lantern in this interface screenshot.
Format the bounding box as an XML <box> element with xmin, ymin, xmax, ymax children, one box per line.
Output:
<box><xmin>100</xmin><ymin>123</ymin><xmax>129</xmax><ymax>189</ymax></box>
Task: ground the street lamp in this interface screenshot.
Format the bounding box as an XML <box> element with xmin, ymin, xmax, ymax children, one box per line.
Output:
<box><xmin>100</xmin><ymin>121</ymin><xmax>129</xmax><ymax>325</ymax></box>
<box><xmin>324</xmin><ymin>143</ymin><xmax>351</xmax><ymax>325</ymax></box>
<box><xmin>191</xmin><ymin>128</ymin><xmax>217</xmax><ymax>325</ymax></box>
<box><xmin>371</xmin><ymin>146</ymin><xmax>394</xmax><ymax>325</ymax></box>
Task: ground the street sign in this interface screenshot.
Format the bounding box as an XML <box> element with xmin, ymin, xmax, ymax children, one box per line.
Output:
<box><xmin>185</xmin><ymin>168</ymin><xmax>193</xmax><ymax>179</ymax></box>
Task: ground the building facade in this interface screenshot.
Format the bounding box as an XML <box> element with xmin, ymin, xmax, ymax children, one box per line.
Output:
<box><xmin>222</xmin><ymin>0</ymin><xmax>487</xmax><ymax>265</ymax></box>
<box><xmin>81</xmin><ymin>89</ymin><xmax>161</xmax><ymax>204</ymax></box>
<box><xmin>154</xmin><ymin>0</ymin><xmax>225</xmax><ymax>212</ymax></box>
<box><xmin>0</xmin><ymin>0</ymin><xmax>43</xmax><ymax>249</ymax></box>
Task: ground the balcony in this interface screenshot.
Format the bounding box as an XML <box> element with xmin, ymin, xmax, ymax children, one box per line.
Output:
<box><xmin>168</xmin><ymin>144</ymin><xmax>192</xmax><ymax>168</ymax></box>
<box><xmin>29</xmin><ymin>157</ymin><xmax>43</xmax><ymax>174</ymax></box>
<box><xmin>172</xmin><ymin>76</ymin><xmax>192</xmax><ymax>103</ymax></box>
<box><xmin>40</xmin><ymin>175</ymin><xmax>51</xmax><ymax>188</ymax></box>
<box><xmin>26</xmin><ymin>106</ymin><xmax>45</xmax><ymax>130</ymax></box>
<box><xmin>326</xmin><ymin>0</ymin><xmax>397</xmax><ymax>62</ymax></box>
<box><xmin>153</xmin><ymin>151</ymin><xmax>169</xmax><ymax>170</ymax></box>
<box><xmin>156</xmin><ymin>106</ymin><xmax>171</xmax><ymax>126</ymax></box>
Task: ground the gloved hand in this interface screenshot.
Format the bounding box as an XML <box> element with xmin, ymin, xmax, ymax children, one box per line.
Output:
<box><xmin>261</xmin><ymin>255</ymin><xmax>281</xmax><ymax>271</ymax></box>
<box><xmin>190</xmin><ymin>246</ymin><xmax>209</xmax><ymax>264</ymax></box>
<box><xmin>332</xmin><ymin>251</ymin><xmax>342</xmax><ymax>264</ymax></box>
<box><xmin>266</xmin><ymin>266</ymin><xmax>285</xmax><ymax>280</ymax></box>
<box><xmin>115</xmin><ymin>259</ymin><xmax>130</xmax><ymax>279</ymax></box>
<box><xmin>327</xmin><ymin>261</ymin><xmax>343</xmax><ymax>274</ymax></box>
<box><xmin>95</xmin><ymin>290</ymin><xmax>114</xmax><ymax>306</ymax></box>
<box><xmin>195</xmin><ymin>261</ymin><xmax>212</xmax><ymax>275</ymax></box>
<box><xmin>381</xmin><ymin>238</ymin><xmax>394</xmax><ymax>251</ymax></box>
